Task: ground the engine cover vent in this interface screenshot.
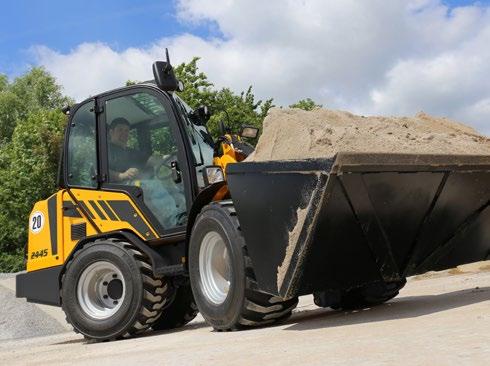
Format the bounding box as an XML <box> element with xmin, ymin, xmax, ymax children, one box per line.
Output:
<box><xmin>71</xmin><ymin>223</ymin><xmax>86</xmax><ymax>241</ymax></box>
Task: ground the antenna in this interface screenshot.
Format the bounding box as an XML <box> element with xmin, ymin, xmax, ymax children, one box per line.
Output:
<box><xmin>164</xmin><ymin>48</ymin><xmax>171</xmax><ymax>73</ymax></box>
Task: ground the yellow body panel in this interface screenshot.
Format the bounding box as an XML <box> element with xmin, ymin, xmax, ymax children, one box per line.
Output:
<box><xmin>211</xmin><ymin>133</ymin><xmax>252</xmax><ymax>200</ymax></box>
<box><xmin>213</xmin><ymin>153</ymin><xmax>236</xmax><ymax>176</ymax></box>
<box><xmin>69</xmin><ymin>189</ymin><xmax>158</xmax><ymax>238</ymax></box>
<box><xmin>27</xmin><ymin>193</ymin><xmax>64</xmax><ymax>271</ymax></box>
<box><xmin>212</xmin><ymin>133</ymin><xmax>243</xmax><ymax>175</ymax></box>
<box><xmin>26</xmin><ymin>134</ymin><xmax>247</xmax><ymax>272</ymax></box>
<box><xmin>26</xmin><ymin>188</ymin><xmax>159</xmax><ymax>272</ymax></box>
<box><xmin>60</xmin><ymin>191</ymin><xmax>100</xmax><ymax>269</ymax></box>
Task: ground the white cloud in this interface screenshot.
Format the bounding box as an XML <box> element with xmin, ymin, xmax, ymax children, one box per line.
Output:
<box><xmin>33</xmin><ymin>0</ymin><xmax>490</xmax><ymax>134</ymax></box>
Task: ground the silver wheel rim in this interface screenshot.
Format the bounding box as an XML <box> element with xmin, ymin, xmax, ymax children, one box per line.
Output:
<box><xmin>77</xmin><ymin>261</ymin><xmax>126</xmax><ymax>319</ymax></box>
<box><xmin>199</xmin><ymin>231</ymin><xmax>231</xmax><ymax>305</ymax></box>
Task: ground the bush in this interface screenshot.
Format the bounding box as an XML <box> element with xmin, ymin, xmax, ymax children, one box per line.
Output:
<box><xmin>0</xmin><ymin>250</ymin><xmax>24</xmax><ymax>272</ymax></box>
<box><xmin>0</xmin><ymin>68</ymin><xmax>69</xmax><ymax>272</ymax></box>
<box><xmin>0</xmin><ymin>109</ymin><xmax>66</xmax><ymax>255</ymax></box>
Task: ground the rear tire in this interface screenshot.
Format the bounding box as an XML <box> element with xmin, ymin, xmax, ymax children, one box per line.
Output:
<box><xmin>61</xmin><ymin>239</ymin><xmax>171</xmax><ymax>341</ymax></box>
<box><xmin>189</xmin><ymin>201</ymin><xmax>298</xmax><ymax>331</ymax></box>
<box><xmin>151</xmin><ymin>282</ymin><xmax>198</xmax><ymax>331</ymax></box>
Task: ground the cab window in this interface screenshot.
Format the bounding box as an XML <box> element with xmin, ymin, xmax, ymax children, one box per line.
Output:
<box><xmin>67</xmin><ymin>101</ymin><xmax>97</xmax><ymax>188</ymax></box>
<box><xmin>104</xmin><ymin>92</ymin><xmax>187</xmax><ymax>229</ymax></box>
<box><xmin>173</xmin><ymin>95</ymin><xmax>214</xmax><ymax>188</ymax></box>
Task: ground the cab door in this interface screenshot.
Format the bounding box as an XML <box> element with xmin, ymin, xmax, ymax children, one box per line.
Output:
<box><xmin>62</xmin><ymin>99</ymin><xmax>101</xmax><ymax>256</ymax></box>
<box><xmin>98</xmin><ymin>87</ymin><xmax>193</xmax><ymax>238</ymax></box>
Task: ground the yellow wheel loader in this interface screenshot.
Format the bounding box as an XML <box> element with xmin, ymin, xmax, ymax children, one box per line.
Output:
<box><xmin>16</xmin><ymin>52</ymin><xmax>490</xmax><ymax>341</ymax></box>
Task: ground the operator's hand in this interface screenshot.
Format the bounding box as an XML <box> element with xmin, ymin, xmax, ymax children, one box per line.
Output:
<box><xmin>119</xmin><ymin>168</ymin><xmax>139</xmax><ymax>181</ymax></box>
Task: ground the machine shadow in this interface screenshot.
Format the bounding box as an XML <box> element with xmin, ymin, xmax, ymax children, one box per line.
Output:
<box><xmin>53</xmin><ymin>285</ymin><xmax>489</xmax><ymax>344</ymax></box>
<box><xmin>145</xmin><ymin>321</ymin><xmax>210</xmax><ymax>337</ymax></box>
<box><xmin>283</xmin><ymin>286</ymin><xmax>490</xmax><ymax>331</ymax></box>
<box><xmin>53</xmin><ymin>320</ymin><xmax>210</xmax><ymax>345</ymax></box>
<box><xmin>53</xmin><ymin>337</ymin><xmax>86</xmax><ymax>345</ymax></box>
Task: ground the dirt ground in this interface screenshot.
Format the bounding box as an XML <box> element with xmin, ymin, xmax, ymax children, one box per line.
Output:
<box><xmin>1</xmin><ymin>262</ymin><xmax>488</xmax><ymax>366</ymax></box>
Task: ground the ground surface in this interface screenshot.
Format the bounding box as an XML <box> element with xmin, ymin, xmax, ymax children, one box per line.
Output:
<box><xmin>0</xmin><ymin>262</ymin><xmax>489</xmax><ymax>365</ymax></box>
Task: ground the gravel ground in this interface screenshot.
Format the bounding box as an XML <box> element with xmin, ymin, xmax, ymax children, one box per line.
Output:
<box><xmin>0</xmin><ymin>275</ymin><xmax>67</xmax><ymax>341</ymax></box>
<box><xmin>0</xmin><ymin>272</ymin><xmax>18</xmax><ymax>279</ymax></box>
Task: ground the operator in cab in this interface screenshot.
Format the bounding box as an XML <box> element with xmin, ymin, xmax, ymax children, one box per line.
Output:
<box><xmin>108</xmin><ymin>117</ymin><xmax>146</xmax><ymax>182</ymax></box>
<box><xmin>107</xmin><ymin>116</ymin><xmax>184</xmax><ymax>228</ymax></box>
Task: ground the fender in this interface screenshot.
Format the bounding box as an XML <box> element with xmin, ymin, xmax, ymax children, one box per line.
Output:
<box><xmin>65</xmin><ymin>230</ymin><xmax>185</xmax><ymax>276</ymax></box>
<box><xmin>185</xmin><ymin>182</ymin><xmax>227</xmax><ymax>258</ymax></box>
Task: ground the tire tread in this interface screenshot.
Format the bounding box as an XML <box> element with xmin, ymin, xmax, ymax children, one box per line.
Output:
<box><xmin>209</xmin><ymin>201</ymin><xmax>298</xmax><ymax>331</ymax></box>
<box><xmin>61</xmin><ymin>238</ymin><xmax>171</xmax><ymax>341</ymax></box>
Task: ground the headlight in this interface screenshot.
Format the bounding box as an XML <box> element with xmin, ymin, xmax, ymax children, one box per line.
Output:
<box><xmin>203</xmin><ymin>166</ymin><xmax>225</xmax><ymax>185</ymax></box>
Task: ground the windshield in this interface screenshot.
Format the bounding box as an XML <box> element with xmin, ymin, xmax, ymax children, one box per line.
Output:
<box><xmin>172</xmin><ymin>94</ymin><xmax>215</xmax><ymax>188</ymax></box>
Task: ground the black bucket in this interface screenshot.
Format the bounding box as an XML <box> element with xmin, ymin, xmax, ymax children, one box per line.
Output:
<box><xmin>226</xmin><ymin>153</ymin><xmax>490</xmax><ymax>299</ymax></box>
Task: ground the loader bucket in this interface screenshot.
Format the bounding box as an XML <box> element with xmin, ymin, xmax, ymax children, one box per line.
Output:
<box><xmin>226</xmin><ymin>153</ymin><xmax>490</xmax><ymax>299</ymax></box>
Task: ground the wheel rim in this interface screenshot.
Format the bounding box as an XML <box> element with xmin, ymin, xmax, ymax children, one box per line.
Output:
<box><xmin>199</xmin><ymin>231</ymin><xmax>231</xmax><ymax>305</ymax></box>
<box><xmin>77</xmin><ymin>261</ymin><xmax>126</xmax><ymax>319</ymax></box>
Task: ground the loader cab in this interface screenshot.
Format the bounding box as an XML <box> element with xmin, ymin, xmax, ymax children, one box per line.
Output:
<box><xmin>63</xmin><ymin>84</ymin><xmax>215</xmax><ymax>239</ymax></box>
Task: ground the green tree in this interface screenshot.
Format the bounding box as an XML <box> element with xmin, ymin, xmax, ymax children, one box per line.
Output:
<box><xmin>0</xmin><ymin>68</ymin><xmax>69</xmax><ymax>271</ymax></box>
<box><xmin>174</xmin><ymin>57</ymin><xmax>216</xmax><ymax>110</ymax></box>
<box><xmin>0</xmin><ymin>91</ymin><xmax>22</xmax><ymax>141</ymax></box>
<box><xmin>0</xmin><ymin>68</ymin><xmax>71</xmax><ymax>142</ymax></box>
<box><xmin>174</xmin><ymin>58</ymin><xmax>273</xmax><ymax>139</ymax></box>
<box><xmin>10</xmin><ymin>67</ymin><xmax>71</xmax><ymax>113</ymax></box>
<box><xmin>289</xmin><ymin>98</ymin><xmax>322</xmax><ymax>111</ymax></box>
<box><xmin>0</xmin><ymin>110</ymin><xmax>66</xmax><ymax>252</ymax></box>
<box><xmin>207</xmin><ymin>87</ymin><xmax>273</xmax><ymax>137</ymax></box>
<box><xmin>0</xmin><ymin>74</ymin><xmax>8</xmax><ymax>91</ymax></box>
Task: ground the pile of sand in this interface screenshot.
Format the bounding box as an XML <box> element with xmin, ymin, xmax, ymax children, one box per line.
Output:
<box><xmin>249</xmin><ymin>108</ymin><xmax>490</xmax><ymax>161</ymax></box>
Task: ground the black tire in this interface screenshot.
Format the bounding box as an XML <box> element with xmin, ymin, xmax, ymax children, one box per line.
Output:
<box><xmin>61</xmin><ymin>239</ymin><xmax>171</xmax><ymax>341</ymax></box>
<box><xmin>189</xmin><ymin>201</ymin><xmax>298</xmax><ymax>331</ymax></box>
<box><xmin>151</xmin><ymin>282</ymin><xmax>198</xmax><ymax>331</ymax></box>
<box><xmin>335</xmin><ymin>279</ymin><xmax>407</xmax><ymax>311</ymax></box>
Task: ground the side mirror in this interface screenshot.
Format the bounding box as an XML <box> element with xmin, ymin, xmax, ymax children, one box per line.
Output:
<box><xmin>152</xmin><ymin>49</ymin><xmax>180</xmax><ymax>92</ymax></box>
<box><xmin>196</xmin><ymin>105</ymin><xmax>210</xmax><ymax>121</ymax></box>
<box><xmin>240</xmin><ymin>126</ymin><xmax>259</xmax><ymax>139</ymax></box>
<box><xmin>177</xmin><ymin>80</ymin><xmax>184</xmax><ymax>92</ymax></box>
<box><xmin>61</xmin><ymin>105</ymin><xmax>71</xmax><ymax>115</ymax></box>
<box><xmin>190</xmin><ymin>105</ymin><xmax>211</xmax><ymax>125</ymax></box>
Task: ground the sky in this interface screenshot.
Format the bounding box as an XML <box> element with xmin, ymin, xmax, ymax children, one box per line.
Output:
<box><xmin>1</xmin><ymin>0</ymin><xmax>489</xmax><ymax>134</ymax></box>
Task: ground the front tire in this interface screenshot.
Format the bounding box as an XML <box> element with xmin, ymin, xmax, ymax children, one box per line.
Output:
<box><xmin>189</xmin><ymin>201</ymin><xmax>298</xmax><ymax>331</ymax></box>
<box><xmin>61</xmin><ymin>239</ymin><xmax>171</xmax><ymax>341</ymax></box>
